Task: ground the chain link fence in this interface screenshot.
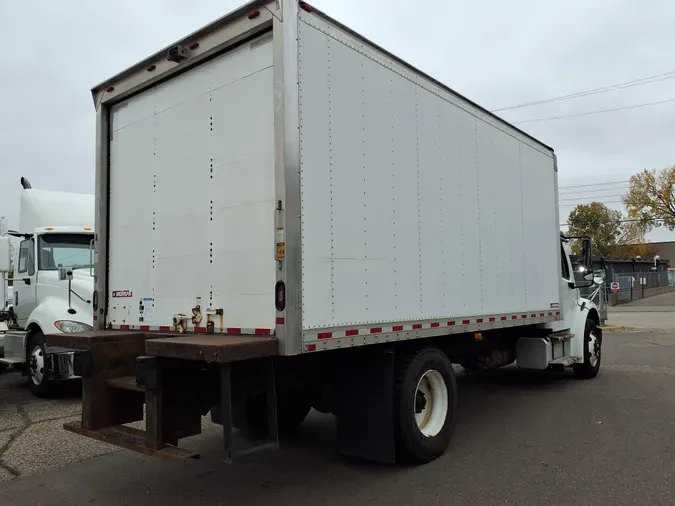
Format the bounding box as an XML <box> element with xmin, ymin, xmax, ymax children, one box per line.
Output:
<box><xmin>610</xmin><ymin>270</ymin><xmax>674</xmax><ymax>304</ymax></box>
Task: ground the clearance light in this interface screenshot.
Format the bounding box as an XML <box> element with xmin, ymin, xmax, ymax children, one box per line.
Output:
<box><xmin>299</xmin><ymin>2</ymin><xmax>313</xmax><ymax>12</ymax></box>
<box><xmin>187</xmin><ymin>42</ymin><xmax>200</xmax><ymax>50</ymax></box>
<box><xmin>474</xmin><ymin>332</ymin><xmax>483</xmax><ymax>342</ymax></box>
<box><xmin>248</xmin><ymin>10</ymin><xmax>260</xmax><ymax>19</ymax></box>
<box><xmin>105</xmin><ymin>86</ymin><xmax>114</xmax><ymax>93</ymax></box>
<box><xmin>147</xmin><ymin>64</ymin><xmax>156</xmax><ymax>72</ymax></box>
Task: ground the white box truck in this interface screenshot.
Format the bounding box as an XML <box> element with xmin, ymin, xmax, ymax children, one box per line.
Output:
<box><xmin>0</xmin><ymin>178</ymin><xmax>95</xmax><ymax>396</ymax></box>
<box><xmin>51</xmin><ymin>0</ymin><xmax>604</xmax><ymax>465</ymax></box>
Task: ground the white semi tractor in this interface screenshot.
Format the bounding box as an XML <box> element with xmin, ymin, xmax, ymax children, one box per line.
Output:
<box><xmin>0</xmin><ymin>178</ymin><xmax>95</xmax><ymax>396</ymax></box>
<box><xmin>51</xmin><ymin>0</ymin><xmax>604</xmax><ymax>465</ymax></box>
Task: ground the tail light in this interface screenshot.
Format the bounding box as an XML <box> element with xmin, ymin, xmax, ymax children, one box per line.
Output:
<box><xmin>275</xmin><ymin>281</ymin><xmax>286</xmax><ymax>311</ymax></box>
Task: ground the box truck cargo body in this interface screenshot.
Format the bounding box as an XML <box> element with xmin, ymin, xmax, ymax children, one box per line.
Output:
<box><xmin>104</xmin><ymin>3</ymin><xmax>560</xmax><ymax>349</ymax></box>
<box><xmin>52</xmin><ymin>0</ymin><xmax>604</xmax><ymax>465</ymax></box>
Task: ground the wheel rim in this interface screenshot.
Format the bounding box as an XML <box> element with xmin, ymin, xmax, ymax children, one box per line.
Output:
<box><xmin>588</xmin><ymin>331</ymin><xmax>600</xmax><ymax>367</ymax></box>
<box><xmin>414</xmin><ymin>370</ymin><xmax>448</xmax><ymax>437</ymax></box>
<box><xmin>29</xmin><ymin>345</ymin><xmax>45</xmax><ymax>386</ymax></box>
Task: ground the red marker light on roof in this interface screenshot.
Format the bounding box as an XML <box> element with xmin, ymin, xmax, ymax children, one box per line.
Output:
<box><xmin>147</xmin><ymin>64</ymin><xmax>156</xmax><ymax>72</ymax></box>
<box><xmin>187</xmin><ymin>42</ymin><xmax>199</xmax><ymax>50</ymax></box>
<box><xmin>248</xmin><ymin>10</ymin><xmax>260</xmax><ymax>19</ymax></box>
<box><xmin>299</xmin><ymin>2</ymin><xmax>312</xmax><ymax>12</ymax></box>
<box><xmin>105</xmin><ymin>86</ymin><xmax>114</xmax><ymax>93</ymax></box>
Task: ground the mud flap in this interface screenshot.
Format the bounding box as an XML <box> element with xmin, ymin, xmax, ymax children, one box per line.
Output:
<box><xmin>335</xmin><ymin>348</ymin><xmax>395</xmax><ymax>463</ymax></box>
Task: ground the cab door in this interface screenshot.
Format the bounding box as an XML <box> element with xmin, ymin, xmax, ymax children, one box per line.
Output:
<box><xmin>14</xmin><ymin>238</ymin><xmax>37</xmax><ymax>327</ymax></box>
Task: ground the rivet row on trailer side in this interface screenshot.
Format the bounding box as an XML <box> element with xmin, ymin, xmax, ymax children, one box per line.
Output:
<box><xmin>49</xmin><ymin>0</ymin><xmax>604</xmax><ymax>464</ymax></box>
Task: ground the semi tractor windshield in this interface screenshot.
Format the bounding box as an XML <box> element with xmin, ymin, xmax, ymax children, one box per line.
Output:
<box><xmin>38</xmin><ymin>233</ymin><xmax>93</xmax><ymax>271</ymax></box>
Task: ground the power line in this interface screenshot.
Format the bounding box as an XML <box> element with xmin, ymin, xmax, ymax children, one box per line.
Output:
<box><xmin>514</xmin><ymin>97</ymin><xmax>675</xmax><ymax>124</ymax></box>
<box><xmin>493</xmin><ymin>70</ymin><xmax>675</xmax><ymax>112</ymax></box>
<box><xmin>559</xmin><ymin>186</ymin><xmax>629</xmax><ymax>196</ymax></box>
<box><xmin>559</xmin><ymin>193</ymin><xmax>627</xmax><ymax>201</ymax></box>
<box><xmin>560</xmin><ymin>217</ymin><xmax>664</xmax><ymax>227</ymax></box>
<box><xmin>559</xmin><ymin>200</ymin><xmax>626</xmax><ymax>206</ymax></box>
<box><xmin>559</xmin><ymin>180</ymin><xmax>629</xmax><ymax>190</ymax></box>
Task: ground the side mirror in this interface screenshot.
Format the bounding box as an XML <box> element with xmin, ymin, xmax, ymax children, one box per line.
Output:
<box><xmin>0</xmin><ymin>236</ymin><xmax>10</xmax><ymax>273</ymax></box>
<box><xmin>58</xmin><ymin>266</ymin><xmax>73</xmax><ymax>281</ymax></box>
<box><xmin>580</xmin><ymin>237</ymin><xmax>592</xmax><ymax>273</ymax></box>
<box><xmin>564</xmin><ymin>235</ymin><xmax>594</xmax><ymax>289</ymax></box>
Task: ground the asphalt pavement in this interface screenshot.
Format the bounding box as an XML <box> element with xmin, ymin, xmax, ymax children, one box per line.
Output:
<box><xmin>1</xmin><ymin>313</ymin><xmax>675</xmax><ymax>505</ymax></box>
<box><xmin>608</xmin><ymin>290</ymin><xmax>675</xmax><ymax>329</ymax></box>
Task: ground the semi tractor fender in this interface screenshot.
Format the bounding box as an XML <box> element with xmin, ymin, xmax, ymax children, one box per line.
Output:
<box><xmin>26</xmin><ymin>296</ymin><xmax>93</xmax><ymax>337</ymax></box>
<box><xmin>569</xmin><ymin>297</ymin><xmax>601</xmax><ymax>359</ymax></box>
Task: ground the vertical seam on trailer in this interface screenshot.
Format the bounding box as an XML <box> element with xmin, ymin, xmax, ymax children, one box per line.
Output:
<box><xmin>296</xmin><ymin>10</ymin><xmax>304</xmax><ymax>343</ymax></box>
<box><xmin>458</xmin><ymin>103</ymin><xmax>466</xmax><ymax>315</ymax></box>
<box><xmin>438</xmin><ymin>94</ymin><xmax>445</xmax><ymax>315</ymax></box>
<box><xmin>390</xmin><ymin>70</ymin><xmax>397</xmax><ymax>314</ymax></box>
<box><xmin>207</xmin><ymin>79</ymin><xmax>214</xmax><ymax>319</ymax></box>
<box><xmin>415</xmin><ymin>85</ymin><xmax>423</xmax><ymax>317</ymax></box>
<box><xmin>361</xmin><ymin>57</ymin><xmax>368</xmax><ymax>317</ymax></box>
<box><xmin>518</xmin><ymin>142</ymin><xmax>528</xmax><ymax>306</ymax></box>
<box><xmin>474</xmin><ymin>116</ymin><xmax>484</xmax><ymax>312</ymax></box>
<box><xmin>299</xmin><ymin>22</ymin><xmax>305</xmax><ymax>326</ymax></box>
<box><xmin>328</xmin><ymin>35</ymin><xmax>335</xmax><ymax>325</ymax></box>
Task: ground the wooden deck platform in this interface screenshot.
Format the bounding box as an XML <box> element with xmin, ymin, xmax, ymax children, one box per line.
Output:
<box><xmin>145</xmin><ymin>334</ymin><xmax>278</xmax><ymax>363</ymax></box>
<box><xmin>46</xmin><ymin>331</ymin><xmax>278</xmax><ymax>363</ymax></box>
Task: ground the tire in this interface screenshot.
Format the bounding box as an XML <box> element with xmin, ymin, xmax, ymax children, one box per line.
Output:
<box><xmin>394</xmin><ymin>348</ymin><xmax>457</xmax><ymax>464</ymax></box>
<box><xmin>26</xmin><ymin>331</ymin><xmax>53</xmax><ymax>398</ymax></box>
<box><xmin>573</xmin><ymin>319</ymin><xmax>601</xmax><ymax>379</ymax></box>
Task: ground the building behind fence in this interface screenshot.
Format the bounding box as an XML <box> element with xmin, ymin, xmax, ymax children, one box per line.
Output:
<box><xmin>572</xmin><ymin>255</ymin><xmax>673</xmax><ymax>309</ymax></box>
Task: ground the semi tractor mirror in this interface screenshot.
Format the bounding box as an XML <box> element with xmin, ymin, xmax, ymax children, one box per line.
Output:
<box><xmin>0</xmin><ymin>237</ymin><xmax>10</xmax><ymax>273</ymax></box>
<box><xmin>565</xmin><ymin>235</ymin><xmax>594</xmax><ymax>288</ymax></box>
<box><xmin>58</xmin><ymin>266</ymin><xmax>74</xmax><ymax>281</ymax></box>
<box><xmin>579</xmin><ymin>237</ymin><xmax>593</xmax><ymax>287</ymax></box>
<box><xmin>580</xmin><ymin>237</ymin><xmax>592</xmax><ymax>272</ymax></box>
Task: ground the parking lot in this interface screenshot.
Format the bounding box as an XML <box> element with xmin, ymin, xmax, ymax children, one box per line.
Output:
<box><xmin>1</xmin><ymin>302</ymin><xmax>675</xmax><ymax>505</ymax></box>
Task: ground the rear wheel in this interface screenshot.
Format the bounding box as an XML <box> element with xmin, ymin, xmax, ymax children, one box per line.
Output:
<box><xmin>394</xmin><ymin>348</ymin><xmax>457</xmax><ymax>464</ymax></box>
<box><xmin>573</xmin><ymin>319</ymin><xmax>601</xmax><ymax>379</ymax></box>
<box><xmin>27</xmin><ymin>331</ymin><xmax>52</xmax><ymax>398</ymax></box>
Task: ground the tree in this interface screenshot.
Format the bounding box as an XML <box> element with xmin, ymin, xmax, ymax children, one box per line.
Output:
<box><xmin>566</xmin><ymin>202</ymin><xmax>651</xmax><ymax>258</ymax></box>
<box><xmin>567</xmin><ymin>203</ymin><xmax>622</xmax><ymax>257</ymax></box>
<box><xmin>624</xmin><ymin>165</ymin><xmax>675</xmax><ymax>231</ymax></box>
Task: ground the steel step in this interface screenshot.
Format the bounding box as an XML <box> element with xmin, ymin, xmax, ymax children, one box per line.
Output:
<box><xmin>0</xmin><ymin>357</ymin><xmax>23</xmax><ymax>365</ymax></box>
<box><xmin>550</xmin><ymin>356</ymin><xmax>580</xmax><ymax>366</ymax></box>
<box><xmin>63</xmin><ymin>421</ymin><xmax>199</xmax><ymax>462</ymax></box>
<box><xmin>106</xmin><ymin>376</ymin><xmax>145</xmax><ymax>393</ymax></box>
<box><xmin>550</xmin><ymin>331</ymin><xmax>575</xmax><ymax>341</ymax></box>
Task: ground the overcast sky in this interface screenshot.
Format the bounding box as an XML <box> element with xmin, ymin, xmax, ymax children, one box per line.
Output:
<box><xmin>1</xmin><ymin>0</ymin><xmax>674</xmax><ymax>241</ymax></box>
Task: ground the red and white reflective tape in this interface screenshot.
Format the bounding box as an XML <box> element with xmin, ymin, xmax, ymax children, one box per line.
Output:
<box><xmin>306</xmin><ymin>311</ymin><xmax>561</xmax><ymax>343</ymax></box>
<box><xmin>107</xmin><ymin>323</ymin><xmax>274</xmax><ymax>336</ymax></box>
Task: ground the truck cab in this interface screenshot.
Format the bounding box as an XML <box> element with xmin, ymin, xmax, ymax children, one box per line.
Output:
<box><xmin>0</xmin><ymin>178</ymin><xmax>94</xmax><ymax>396</ymax></box>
